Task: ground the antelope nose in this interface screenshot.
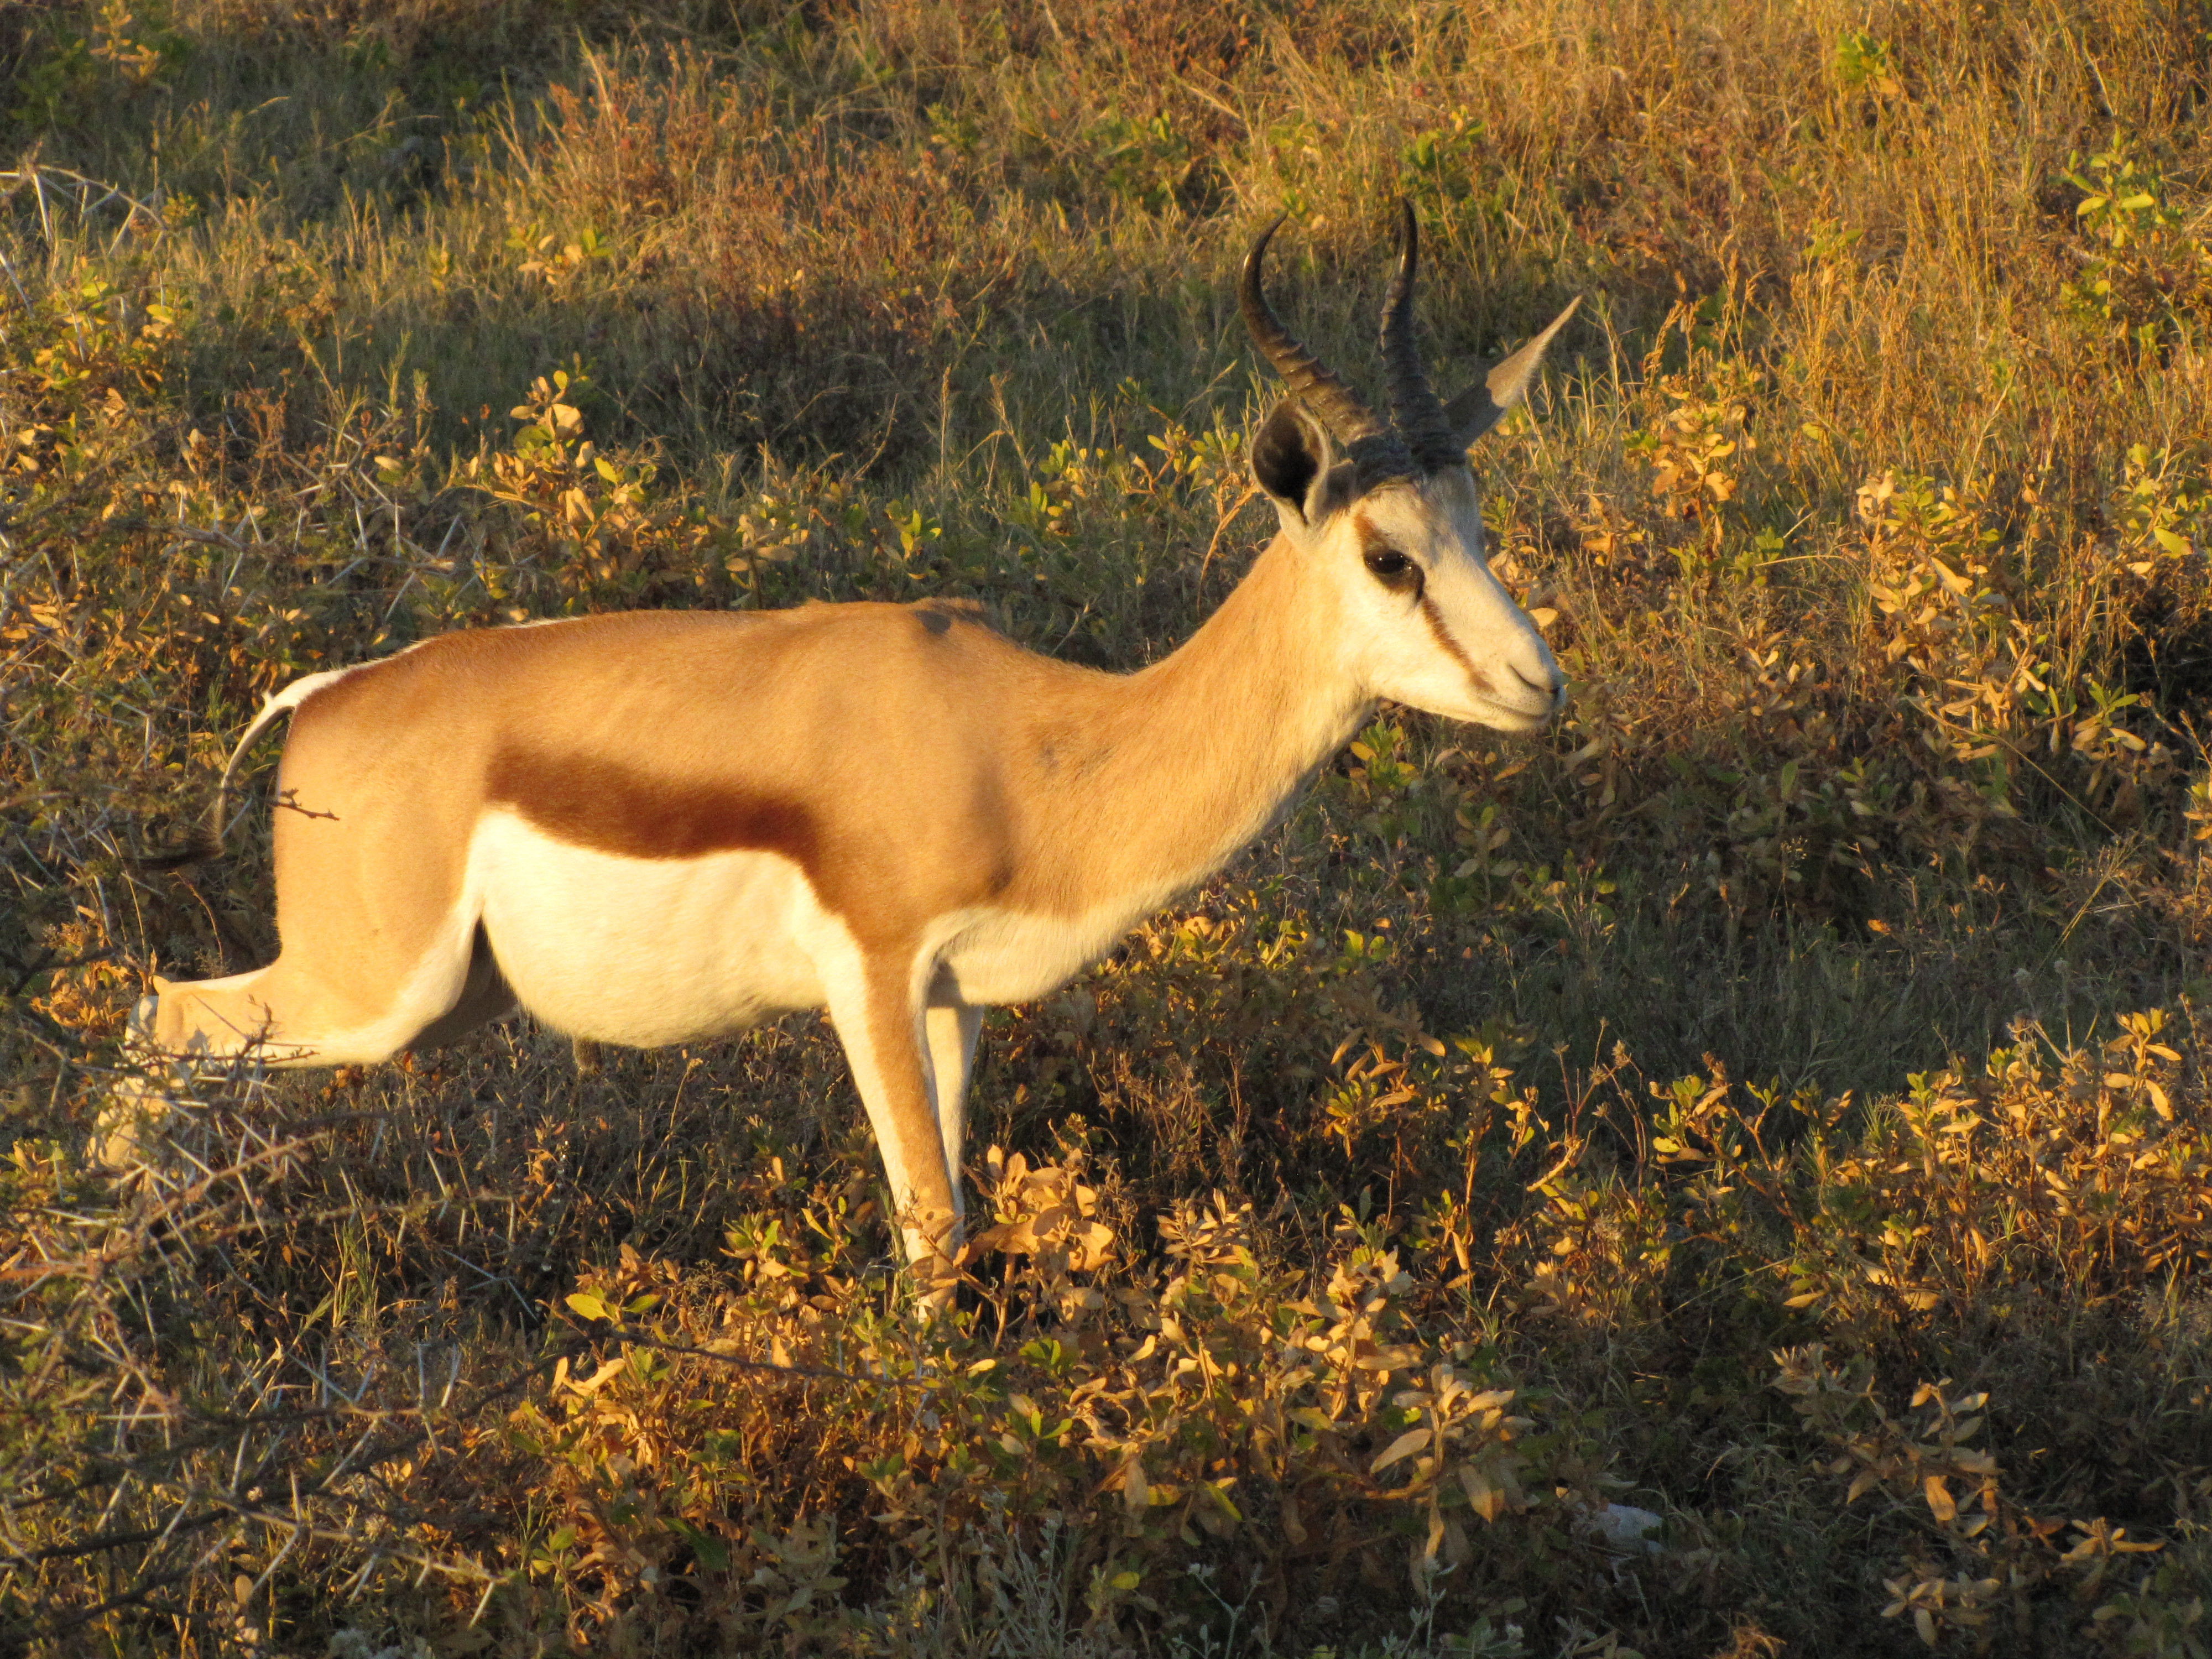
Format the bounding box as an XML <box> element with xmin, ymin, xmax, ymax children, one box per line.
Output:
<box><xmin>1510</xmin><ymin>661</ymin><xmax>1566</xmax><ymax>709</ymax></box>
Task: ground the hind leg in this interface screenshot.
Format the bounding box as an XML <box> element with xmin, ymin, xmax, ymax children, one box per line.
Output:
<box><xmin>146</xmin><ymin>907</ymin><xmax>487</xmax><ymax>1068</ymax></box>
<box><xmin>98</xmin><ymin>952</ymin><xmax>418</xmax><ymax>1173</ymax></box>
<box><xmin>395</xmin><ymin>925</ymin><xmax>517</xmax><ymax>1052</ymax></box>
<box><xmin>103</xmin><ymin>919</ymin><xmax>499</xmax><ymax>1173</ymax></box>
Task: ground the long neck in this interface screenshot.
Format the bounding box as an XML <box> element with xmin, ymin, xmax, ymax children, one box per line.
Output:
<box><xmin>1028</xmin><ymin>537</ymin><xmax>1371</xmax><ymax>911</ymax></box>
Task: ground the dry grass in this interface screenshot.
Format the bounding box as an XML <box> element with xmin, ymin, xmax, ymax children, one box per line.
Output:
<box><xmin>2</xmin><ymin>0</ymin><xmax>2210</xmax><ymax>1652</ymax></box>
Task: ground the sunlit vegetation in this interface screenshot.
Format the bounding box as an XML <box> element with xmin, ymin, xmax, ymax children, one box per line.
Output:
<box><xmin>2</xmin><ymin>1</ymin><xmax>2209</xmax><ymax>1653</ymax></box>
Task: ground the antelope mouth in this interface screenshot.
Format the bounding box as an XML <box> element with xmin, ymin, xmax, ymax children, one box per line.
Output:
<box><xmin>1460</xmin><ymin>676</ymin><xmax>1565</xmax><ymax>733</ymax></box>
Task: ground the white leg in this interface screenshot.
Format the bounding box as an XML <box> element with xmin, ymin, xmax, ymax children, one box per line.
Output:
<box><xmin>923</xmin><ymin>1001</ymin><xmax>984</xmax><ymax>1213</ymax></box>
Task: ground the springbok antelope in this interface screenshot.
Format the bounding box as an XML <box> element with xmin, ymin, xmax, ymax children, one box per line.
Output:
<box><xmin>134</xmin><ymin>206</ymin><xmax>1576</xmax><ymax>1285</ymax></box>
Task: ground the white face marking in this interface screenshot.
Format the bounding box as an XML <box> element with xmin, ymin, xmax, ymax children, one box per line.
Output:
<box><xmin>1317</xmin><ymin>474</ymin><xmax>1563</xmax><ymax>731</ymax></box>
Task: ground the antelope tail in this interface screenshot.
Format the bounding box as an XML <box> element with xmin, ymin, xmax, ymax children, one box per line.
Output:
<box><xmin>139</xmin><ymin>667</ymin><xmax>358</xmax><ymax>870</ymax></box>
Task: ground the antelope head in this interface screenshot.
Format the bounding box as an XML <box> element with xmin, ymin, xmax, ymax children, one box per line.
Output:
<box><xmin>1242</xmin><ymin>204</ymin><xmax>1579</xmax><ymax>733</ymax></box>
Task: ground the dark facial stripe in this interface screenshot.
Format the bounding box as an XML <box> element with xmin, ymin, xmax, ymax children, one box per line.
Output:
<box><xmin>1417</xmin><ymin>594</ymin><xmax>1493</xmax><ymax>693</ymax></box>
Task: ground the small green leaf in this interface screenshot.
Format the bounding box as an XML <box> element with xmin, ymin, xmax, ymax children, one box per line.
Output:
<box><xmin>665</xmin><ymin>1518</ymin><xmax>731</xmax><ymax>1572</ymax></box>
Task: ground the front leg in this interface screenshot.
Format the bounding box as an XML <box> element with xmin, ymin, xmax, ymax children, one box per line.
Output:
<box><xmin>823</xmin><ymin>956</ymin><xmax>962</xmax><ymax>1296</ymax></box>
<box><xmin>923</xmin><ymin>992</ymin><xmax>984</xmax><ymax>1209</ymax></box>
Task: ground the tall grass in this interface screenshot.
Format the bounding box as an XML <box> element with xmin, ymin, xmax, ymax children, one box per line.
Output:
<box><xmin>1</xmin><ymin>1</ymin><xmax>2209</xmax><ymax>1652</ymax></box>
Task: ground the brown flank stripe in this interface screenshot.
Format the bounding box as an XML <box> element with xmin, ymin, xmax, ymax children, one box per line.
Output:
<box><xmin>486</xmin><ymin>747</ymin><xmax>821</xmax><ymax>867</ymax></box>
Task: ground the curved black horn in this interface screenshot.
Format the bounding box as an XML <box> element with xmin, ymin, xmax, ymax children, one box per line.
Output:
<box><xmin>1239</xmin><ymin>216</ymin><xmax>1387</xmax><ymax>447</ymax></box>
<box><xmin>1380</xmin><ymin>200</ymin><xmax>1463</xmax><ymax>472</ymax></box>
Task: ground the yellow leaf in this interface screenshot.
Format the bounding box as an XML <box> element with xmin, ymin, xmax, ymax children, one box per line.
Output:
<box><xmin>1071</xmin><ymin>1222</ymin><xmax>1115</xmax><ymax>1270</ymax></box>
<box><xmin>1924</xmin><ymin>1475</ymin><xmax>1957</xmax><ymax>1523</ymax></box>
<box><xmin>1371</xmin><ymin>1426</ymin><xmax>1431</xmax><ymax>1473</ymax></box>
<box><xmin>1458</xmin><ymin>1462</ymin><xmax>1504</xmax><ymax>1521</ymax></box>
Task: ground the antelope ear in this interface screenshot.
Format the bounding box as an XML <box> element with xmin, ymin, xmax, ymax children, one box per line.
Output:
<box><xmin>1443</xmin><ymin>296</ymin><xmax>1582</xmax><ymax>448</ymax></box>
<box><xmin>1251</xmin><ymin>401</ymin><xmax>1345</xmax><ymax>524</ymax></box>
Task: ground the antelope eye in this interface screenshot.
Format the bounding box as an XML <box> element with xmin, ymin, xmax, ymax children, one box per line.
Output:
<box><xmin>1363</xmin><ymin>547</ymin><xmax>1420</xmax><ymax>591</ymax></box>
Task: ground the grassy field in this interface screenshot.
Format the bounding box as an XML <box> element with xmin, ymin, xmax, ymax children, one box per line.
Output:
<box><xmin>2</xmin><ymin>0</ymin><xmax>2210</xmax><ymax>1652</ymax></box>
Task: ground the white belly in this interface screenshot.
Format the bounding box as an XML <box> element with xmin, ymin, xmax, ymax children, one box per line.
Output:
<box><xmin>467</xmin><ymin>813</ymin><xmax>1182</xmax><ymax>1040</ymax></box>
<box><xmin>469</xmin><ymin>812</ymin><xmax>829</xmax><ymax>1046</ymax></box>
